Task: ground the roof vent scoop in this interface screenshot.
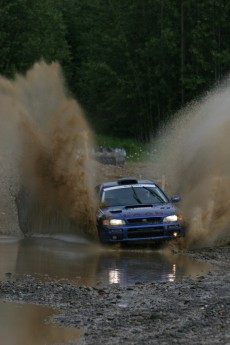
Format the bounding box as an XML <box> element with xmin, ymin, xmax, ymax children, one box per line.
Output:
<box><xmin>118</xmin><ymin>178</ymin><xmax>138</xmax><ymax>185</ymax></box>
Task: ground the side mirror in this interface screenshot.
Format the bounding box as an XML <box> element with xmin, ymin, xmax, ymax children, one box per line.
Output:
<box><xmin>170</xmin><ymin>195</ymin><xmax>181</xmax><ymax>203</ymax></box>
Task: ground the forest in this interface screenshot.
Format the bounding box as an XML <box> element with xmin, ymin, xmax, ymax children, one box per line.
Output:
<box><xmin>1</xmin><ymin>0</ymin><xmax>230</xmax><ymax>142</ymax></box>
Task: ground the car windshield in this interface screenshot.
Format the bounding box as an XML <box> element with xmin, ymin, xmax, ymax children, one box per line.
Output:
<box><xmin>101</xmin><ymin>184</ymin><xmax>168</xmax><ymax>207</ymax></box>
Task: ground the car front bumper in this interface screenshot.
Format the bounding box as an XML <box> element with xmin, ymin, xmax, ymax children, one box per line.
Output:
<box><xmin>97</xmin><ymin>223</ymin><xmax>185</xmax><ymax>243</ymax></box>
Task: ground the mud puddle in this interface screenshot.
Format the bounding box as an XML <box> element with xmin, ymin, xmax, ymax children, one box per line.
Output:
<box><xmin>0</xmin><ymin>301</ymin><xmax>81</xmax><ymax>345</ymax></box>
<box><xmin>0</xmin><ymin>236</ymin><xmax>213</xmax><ymax>287</ymax></box>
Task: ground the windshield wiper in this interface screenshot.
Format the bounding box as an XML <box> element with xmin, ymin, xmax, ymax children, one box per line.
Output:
<box><xmin>131</xmin><ymin>186</ymin><xmax>142</xmax><ymax>204</ymax></box>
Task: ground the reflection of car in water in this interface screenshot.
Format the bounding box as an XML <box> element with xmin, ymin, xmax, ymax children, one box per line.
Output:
<box><xmin>95</xmin><ymin>250</ymin><xmax>213</xmax><ymax>287</ymax></box>
<box><xmin>96</xmin><ymin>178</ymin><xmax>185</xmax><ymax>244</ymax></box>
<box><xmin>95</xmin><ymin>251</ymin><xmax>184</xmax><ymax>286</ymax></box>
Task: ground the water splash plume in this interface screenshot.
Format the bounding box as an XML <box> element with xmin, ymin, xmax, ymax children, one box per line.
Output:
<box><xmin>0</xmin><ymin>61</ymin><xmax>97</xmax><ymax>239</ymax></box>
<box><xmin>157</xmin><ymin>78</ymin><xmax>230</xmax><ymax>248</ymax></box>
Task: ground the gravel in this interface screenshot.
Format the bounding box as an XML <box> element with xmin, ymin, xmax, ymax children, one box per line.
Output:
<box><xmin>0</xmin><ymin>243</ymin><xmax>229</xmax><ymax>345</ymax></box>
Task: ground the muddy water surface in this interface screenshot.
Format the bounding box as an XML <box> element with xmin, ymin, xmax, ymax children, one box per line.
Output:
<box><xmin>0</xmin><ymin>301</ymin><xmax>81</xmax><ymax>345</ymax></box>
<box><xmin>0</xmin><ymin>235</ymin><xmax>212</xmax><ymax>287</ymax></box>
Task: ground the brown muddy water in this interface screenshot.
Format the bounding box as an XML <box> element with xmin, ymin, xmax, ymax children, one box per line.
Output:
<box><xmin>0</xmin><ymin>301</ymin><xmax>81</xmax><ymax>345</ymax></box>
<box><xmin>0</xmin><ymin>235</ymin><xmax>212</xmax><ymax>287</ymax></box>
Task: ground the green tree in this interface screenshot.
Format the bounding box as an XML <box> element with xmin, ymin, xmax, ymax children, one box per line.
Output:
<box><xmin>64</xmin><ymin>0</ymin><xmax>182</xmax><ymax>140</ymax></box>
<box><xmin>0</xmin><ymin>0</ymin><xmax>71</xmax><ymax>77</ymax></box>
<box><xmin>181</xmin><ymin>1</ymin><xmax>230</xmax><ymax>102</ymax></box>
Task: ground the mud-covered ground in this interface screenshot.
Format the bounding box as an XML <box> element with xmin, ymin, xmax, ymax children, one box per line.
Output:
<box><xmin>0</xmin><ymin>162</ymin><xmax>230</xmax><ymax>344</ymax></box>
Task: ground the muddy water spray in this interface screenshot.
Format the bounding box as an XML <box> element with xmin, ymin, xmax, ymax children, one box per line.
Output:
<box><xmin>156</xmin><ymin>79</ymin><xmax>230</xmax><ymax>247</ymax></box>
<box><xmin>0</xmin><ymin>61</ymin><xmax>97</xmax><ymax>239</ymax></box>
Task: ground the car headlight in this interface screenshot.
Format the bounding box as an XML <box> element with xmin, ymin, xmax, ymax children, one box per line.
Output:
<box><xmin>163</xmin><ymin>215</ymin><xmax>178</xmax><ymax>222</ymax></box>
<box><xmin>102</xmin><ymin>219</ymin><xmax>126</xmax><ymax>226</ymax></box>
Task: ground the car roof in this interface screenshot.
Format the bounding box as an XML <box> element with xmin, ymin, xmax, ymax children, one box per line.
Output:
<box><xmin>96</xmin><ymin>178</ymin><xmax>156</xmax><ymax>190</ymax></box>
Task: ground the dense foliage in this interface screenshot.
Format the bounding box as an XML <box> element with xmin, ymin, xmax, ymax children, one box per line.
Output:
<box><xmin>1</xmin><ymin>0</ymin><xmax>230</xmax><ymax>141</ymax></box>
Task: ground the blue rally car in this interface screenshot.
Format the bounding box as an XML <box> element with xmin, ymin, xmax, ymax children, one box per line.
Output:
<box><xmin>96</xmin><ymin>178</ymin><xmax>185</xmax><ymax>244</ymax></box>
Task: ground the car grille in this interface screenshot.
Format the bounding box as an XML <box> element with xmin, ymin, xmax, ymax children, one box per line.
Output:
<box><xmin>127</xmin><ymin>227</ymin><xmax>164</xmax><ymax>239</ymax></box>
<box><xmin>127</xmin><ymin>217</ymin><xmax>162</xmax><ymax>225</ymax></box>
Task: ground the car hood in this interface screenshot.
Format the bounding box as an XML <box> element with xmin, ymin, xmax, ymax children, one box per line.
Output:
<box><xmin>101</xmin><ymin>203</ymin><xmax>177</xmax><ymax>219</ymax></box>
